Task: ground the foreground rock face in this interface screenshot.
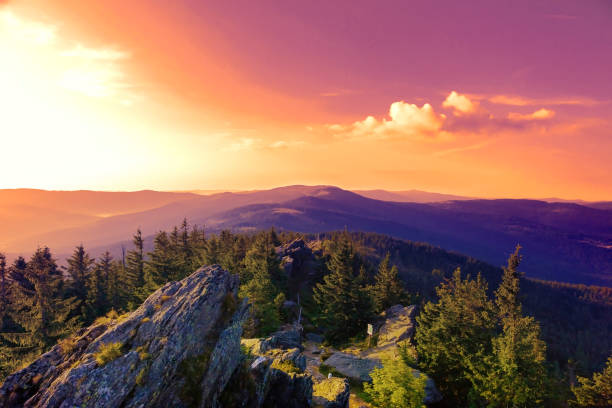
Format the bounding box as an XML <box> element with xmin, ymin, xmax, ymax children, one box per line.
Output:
<box><xmin>0</xmin><ymin>265</ymin><xmax>248</xmax><ymax>408</ymax></box>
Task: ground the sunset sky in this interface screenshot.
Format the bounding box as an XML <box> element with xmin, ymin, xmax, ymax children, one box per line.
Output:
<box><xmin>1</xmin><ymin>0</ymin><xmax>611</xmax><ymax>200</ymax></box>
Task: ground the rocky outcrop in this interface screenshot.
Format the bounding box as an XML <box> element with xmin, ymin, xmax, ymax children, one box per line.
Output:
<box><xmin>376</xmin><ymin>304</ymin><xmax>417</xmax><ymax>348</ymax></box>
<box><xmin>237</xmin><ymin>327</ymin><xmax>312</xmax><ymax>407</ymax></box>
<box><xmin>312</xmin><ymin>377</ymin><xmax>349</xmax><ymax>408</ymax></box>
<box><xmin>276</xmin><ymin>239</ymin><xmax>317</xmax><ymax>279</ymax></box>
<box><xmin>0</xmin><ymin>265</ymin><xmax>248</xmax><ymax>408</ymax></box>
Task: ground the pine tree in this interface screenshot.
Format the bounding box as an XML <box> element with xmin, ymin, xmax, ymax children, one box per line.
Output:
<box><xmin>415</xmin><ymin>268</ymin><xmax>497</xmax><ymax>406</ymax></box>
<box><xmin>64</xmin><ymin>244</ymin><xmax>94</xmax><ymax>317</ymax></box>
<box><xmin>572</xmin><ymin>356</ymin><xmax>612</xmax><ymax>407</ymax></box>
<box><xmin>145</xmin><ymin>231</ymin><xmax>177</xmax><ymax>286</ymax></box>
<box><xmin>478</xmin><ymin>246</ymin><xmax>548</xmax><ymax>406</ymax></box>
<box><xmin>495</xmin><ymin>245</ymin><xmax>523</xmax><ymax>321</ymax></box>
<box><xmin>86</xmin><ymin>251</ymin><xmax>113</xmax><ymax>319</ymax></box>
<box><xmin>239</xmin><ymin>233</ymin><xmax>286</xmax><ymax>336</ymax></box>
<box><xmin>125</xmin><ymin>229</ymin><xmax>146</xmax><ymax>306</ymax></box>
<box><xmin>313</xmin><ymin>238</ymin><xmax>370</xmax><ymax>343</ymax></box>
<box><xmin>10</xmin><ymin>248</ymin><xmax>78</xmax><ymax>346</ymax></box>
<box><xmin>371</xmin><ymin>252</ymin><xmax>407</xmax><ymax>313</ymax></box>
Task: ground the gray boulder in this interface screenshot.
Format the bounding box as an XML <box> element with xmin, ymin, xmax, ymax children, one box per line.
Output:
<box><xmin>323</xmin><ymin>351</ymin><xmax>442</xmax><ymax>404</ymax></box>
<box><xmin>0</xmin><ymin>265</ymin><xmax>248</xmax><ymax>408</ymax></box>
<box><xmin>323</xmin><ymin>352</ymin><xmax>381</xmax><ymax>382</ymax></box>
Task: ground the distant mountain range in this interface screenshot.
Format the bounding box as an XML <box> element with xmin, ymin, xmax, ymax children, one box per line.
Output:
<box><xmin>1</xmin><ymin>186</ymin><xmax>610</xmax><ymax>286</ymax></box>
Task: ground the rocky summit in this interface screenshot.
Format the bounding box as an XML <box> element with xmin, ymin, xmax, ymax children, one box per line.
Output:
<box><xmin>0</xmin><ymin>265</ymin><xmax>248</xmax><ymax>408</ymax></box>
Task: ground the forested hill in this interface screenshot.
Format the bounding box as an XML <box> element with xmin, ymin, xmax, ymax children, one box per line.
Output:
<box><xmin>3</xmin><ymin>186</ymin><xmax>610</xmax><ymax>287</ymax></box>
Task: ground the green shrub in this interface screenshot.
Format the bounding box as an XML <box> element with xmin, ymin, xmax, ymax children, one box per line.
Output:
<box><xmin>94</xmin><ymin>342</ymin><xmax>123</xmax><ymax>366</ymax></box>
<box><xmin>363</xmin><ymin>349</ymin><xmax>427</xmax><ymax>408</ymax></box>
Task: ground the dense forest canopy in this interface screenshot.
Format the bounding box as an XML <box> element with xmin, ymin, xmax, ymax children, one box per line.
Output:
<box><xmin>0</xmin><ymin>222</ymin><xmax>610</xmax><ymax>406</ymax></box>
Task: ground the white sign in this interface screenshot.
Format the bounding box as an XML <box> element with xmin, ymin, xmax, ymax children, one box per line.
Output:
<box><xmin>367</xmin><ymin>324</ymin><xmax>373</xmax><ymax>336</ymax></box>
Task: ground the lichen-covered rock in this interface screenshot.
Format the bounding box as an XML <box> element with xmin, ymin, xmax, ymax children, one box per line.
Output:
<box><xmin>312</xmin><ymin>377</ymin><xmax>349</xmax><ymax>408</ymax></box>
<box><xmin>237</xmin><ymin>328</ymin><xmax>312</xmax><ymax>407</ymax></box>
<box><xmin>0</xmin><ymin>265</ymin><xmax>248</xmax><ymax>408</ymax></box>
<box><xmin>243</xmin><ymin>326</ymin><xmax>303</xmax><ymax>354</ymax></box>
<box><xmin>376</xmin><ymin>304</ymin><xmax>417</xmax><ymax>348</ymax></box>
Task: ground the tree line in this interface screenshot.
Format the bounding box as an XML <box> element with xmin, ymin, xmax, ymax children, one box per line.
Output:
<box><xmin>0</xmin><ymin>227</ymin><xmax>609</xmax><ymax>406</ymax></box>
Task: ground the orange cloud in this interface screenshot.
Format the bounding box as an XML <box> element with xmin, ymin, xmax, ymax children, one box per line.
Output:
<box><xmin>507</xmin><ymin>108</ymin><xmax>555</xmax><ymax>121</ymax></box>
<box><xmin>489</xmin><ymin>94</ymin><xmax>600</xmax><ymax>107</ymax></box>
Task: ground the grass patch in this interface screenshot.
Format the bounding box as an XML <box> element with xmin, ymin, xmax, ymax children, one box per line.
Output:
<box><xmin>270</xmin><ymin>359</ymin><xmax>301</xmax><ymax>374</ymax></box>
<box><xmin>160</xmin><ymin>295</ymin><xmax>172</xmax><ymax>304</ymax></box>
<box><xmin>94</xmin><ymin>342</ymin><xmax>123</xmax><ymax>366</ymax></box>
<box><xmin>141</xmin><ymin>317</ymin><xmax>151</xmax><ymax>323</ymax></box>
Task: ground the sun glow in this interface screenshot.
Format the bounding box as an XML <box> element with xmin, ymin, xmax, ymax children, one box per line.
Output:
<box><xmin>0</xmin><ymin>8</ymin><xmax>223</xmax><ymax>190</ymax></box>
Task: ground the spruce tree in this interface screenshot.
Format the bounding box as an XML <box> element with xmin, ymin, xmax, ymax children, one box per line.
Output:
<box><xmin>10</xmin><ymin>248</ymin><xmax>78</xmax><ymax>346</ymax></box>
<box><xmin>313</xmin><ymin>238</ymin><xmax>369</xmax><ymax>343</ymax></box>
<box><xmin>64</xmin><ymin>244</ymin><xmax>94</xmax><ymax>317</ymax></box>
<box><xmin>478</xmin><ymin>246</ymin><xmax>548</xmax><ymax>406</ymax></box>
<box><xmin>125</xmin><ymin>229</ymin><xmax>146</xmax><ymax>306</ymax></box>
<box><xmin>145</xmin><ymin>231</ymin><xmax>177</xmax><ymax>286</ymax></box>
<box><xmin>86</xmin><ymin>251</ymin><xmax>113</xmax><ymax>319</ymax></box>
<box><xmin>371</xmin><ymin>252</ymin><xmax>407</xmax><ymax>313</ymax></box>
<box><xmin>415</xmin><ymin>268</ymin><xmax>497</xmax><ymax>406</ymax></box>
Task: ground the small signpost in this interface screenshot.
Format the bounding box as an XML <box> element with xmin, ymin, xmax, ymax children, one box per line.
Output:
<box><xmin>367</xmin><ymin>323</ymin><xmax>374</xmax><ymax>347</ymax></box>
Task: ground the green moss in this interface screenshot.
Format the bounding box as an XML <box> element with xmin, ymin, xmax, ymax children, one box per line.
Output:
<box><xmin>94</xmin><ymin>342</ymin><xmax>123</xmax><ymax>366</ymax></box>
<box><xmin>313</xmin><ymin>377</ymin><xmax>347</xmax><ymax>401</ymax></box>
<box><xmin>270</xmin><ymin>359</ymin><xmax>301</xmax><ymax>374</ymax></box>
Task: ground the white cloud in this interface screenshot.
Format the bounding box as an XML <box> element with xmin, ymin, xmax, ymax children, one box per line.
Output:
<box><xmin>0</xmin><ymin>10</ymin><xmax>56</xmax><ymax>45</ymax></box>
<box><xmin>332</xmin><ymin>101</ymin><xmax>447</xmax><ymax>140</ymax></box>
<box><xmin>443</xmin><ymin>91</ymin><xmax>477</xmax><ymax>114</ymax></box>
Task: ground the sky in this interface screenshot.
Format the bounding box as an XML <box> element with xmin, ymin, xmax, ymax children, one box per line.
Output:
<box><xmin>1</xmin><ymin>0</ymin><xmax>611</xmax><ymax>200</ymax></box>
